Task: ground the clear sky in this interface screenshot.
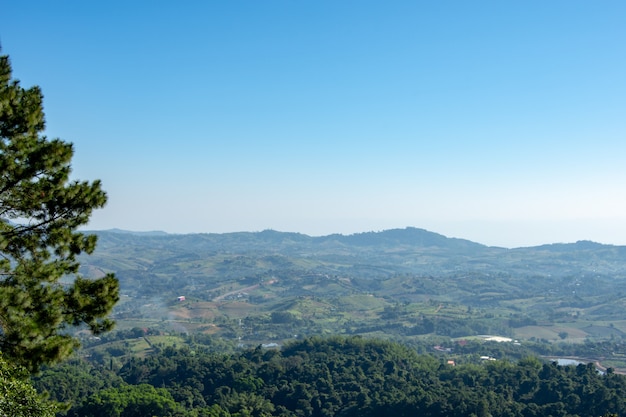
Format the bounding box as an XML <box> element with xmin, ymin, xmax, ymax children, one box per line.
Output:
<box><xmin>2</xmin><ymin>1</ymin><xmax>625</xmax><ymax>248</ymax></box>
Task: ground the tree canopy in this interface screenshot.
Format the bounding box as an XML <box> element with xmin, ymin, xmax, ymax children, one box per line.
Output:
<box><xmin>0</xmin><ymin>353</ymin><xmax>61</xmax><ymax>417</ymax></box>
<box><xmin>35</xmin><ymin>336</ymin><xmax>626</xmax><ymax>417</ymax></box>
<box><xmin>0</xmin><ymin>52</ymin><xmax>119</xmax><ymax>371</ymax></box>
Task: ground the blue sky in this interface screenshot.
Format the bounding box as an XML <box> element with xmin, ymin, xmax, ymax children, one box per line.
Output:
<box><xmin>2</xmin><ymin>1</ymin><xmax>625</xmax><ymax>247</ymax></box>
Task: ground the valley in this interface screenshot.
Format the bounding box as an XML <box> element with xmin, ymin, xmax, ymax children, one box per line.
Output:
<box><xmin>76</xmin><ymin>227</ymin><xmax>626</xmax><ymax>371</ymax></box>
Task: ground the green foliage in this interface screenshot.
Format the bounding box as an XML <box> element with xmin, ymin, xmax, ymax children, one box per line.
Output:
<box><xmin>71</xmin><ymin>384</ymin><xmax>189</xmax><ymax>417</ymax></box>
<box><xmin>0</xmin><ymin>53</ymin><xmax>119</xmax><ymax>371</ymax></box>
<box><xmin>59</xmin><ymin>336</ymin><xmax>622</xmax><ymax>417</ymax></box>
<box><xmin>0</xmin><ymin>353</ymin><xmax>61</xmax><ymax>417</ymax></box>
<box><xmin>32</xmin><ymin>359</ymin><xmax>124</xmax><ymax>409</ymax></box>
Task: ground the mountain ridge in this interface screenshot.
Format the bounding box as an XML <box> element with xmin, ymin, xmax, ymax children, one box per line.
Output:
<box><xmin>89</xmin><ymin>226</ymin><xmax>615</xmax><ymax>251</ymax></box>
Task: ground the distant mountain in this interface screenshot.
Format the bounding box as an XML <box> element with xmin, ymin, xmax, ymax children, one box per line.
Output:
<box><xmin>530</xmin><ymin>240</ymin><xmax>613</xmax><ymax>252</ymax></box>
<box><xmin>90</xmin><ymin>227</ymin><xmax>614</xmax><ymax>251</ymax></box>
<box><xmin>85</xmin><ymin>227</ymin><xmax>626</xmax><ymax>278</ymax></box>
<box><xmin>89</xmin><ymin>227</ymin><xmax>486</xmax><ymax>252</ymax></box>
<box><xmin>101</xmin><ymin>228</ymin><xmax>170</xmax><ymax>236</ymax></box>
<box><xmin>325</xmin><ymin>227</ymin><xmax>485</xmax><ymax>250</ymax></box>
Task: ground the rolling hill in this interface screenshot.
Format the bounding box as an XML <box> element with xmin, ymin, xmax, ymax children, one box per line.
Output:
<box><xmin>78</xmin><ymin>227</ymin><xmax>626</xmax><ymax>349</ymax></box>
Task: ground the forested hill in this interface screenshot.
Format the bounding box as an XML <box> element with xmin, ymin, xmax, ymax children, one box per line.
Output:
<box><xmin>35</xmin><ymin>336</ymin><xmax>626</xmax><ymax>417</ymax></box>
<box><xmin>92</xmin><ymin>227</ymin><xmax>484</xmax><ymax>253</ymax></box>
<box><xmin>87</xmin><ymin>226</ymin><xmax>626</xmax><ymax>278</ymax></box>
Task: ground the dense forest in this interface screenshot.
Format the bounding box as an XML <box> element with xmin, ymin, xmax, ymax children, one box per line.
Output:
<box><xmin>34</xmin><ymin>336</ymin><xmax>626</xmax><ymax>417</ymax></box>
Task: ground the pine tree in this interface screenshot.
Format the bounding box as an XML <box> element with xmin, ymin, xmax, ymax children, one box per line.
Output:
<box><xmin>0</xmin><ymin>52</ymin><xmax>119</xmax><ymax>372</ymax></box>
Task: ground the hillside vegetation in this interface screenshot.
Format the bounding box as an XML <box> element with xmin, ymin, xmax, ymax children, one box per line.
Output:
<box><xmin>34</xmin><ymin>336</ymin><xmax>626</xmax><ymax>417</ymax></box>
<box><xmin>72</xmin><ymin>228</ymin><xmax>626</xmax><ymax>368</ymax></box>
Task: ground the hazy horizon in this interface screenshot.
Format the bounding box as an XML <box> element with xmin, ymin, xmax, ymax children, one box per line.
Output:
<box><xmin>4</xmin><ymin>1</ymin><xmax>626</xmax><ymax>249</ymax></box>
